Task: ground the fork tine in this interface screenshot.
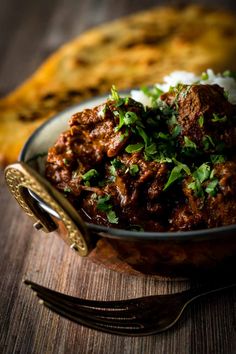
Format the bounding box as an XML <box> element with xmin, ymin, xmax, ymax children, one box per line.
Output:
<box><xmin>29</xmin><ymin>283</ymin><xmax>143</xmax><ymax>325</ymax></box>
<box><xmin>40</xmin><ymin>298</ymin><xmax>146</xmax><ymax>336</ymax></box>
<box><xmin>24</xmin><ymin>280</ymin><xmax>145</xmax><ymax>321</ymax></box>
<box><xmin>24</xmin><ymin>279</ymin><xmax>151</xmax><ymax>311</ymax></box>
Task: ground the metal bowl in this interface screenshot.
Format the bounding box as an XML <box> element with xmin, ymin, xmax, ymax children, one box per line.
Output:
<box><xmin>5</xmin><ymin>95</ymin><xmax>236</xmax><ymax>278</ymax></box>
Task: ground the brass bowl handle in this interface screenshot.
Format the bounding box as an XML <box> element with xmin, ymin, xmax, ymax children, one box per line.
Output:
<box><xmin>5</xmin><ymin>162</ymin><xmax>91</xmax><ymax>256</ymax></box>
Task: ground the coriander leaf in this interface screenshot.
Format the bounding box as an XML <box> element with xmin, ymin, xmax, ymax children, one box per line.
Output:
<box><xmin>193</xmin><ymin>163</ymin><xmax>210</xmax><ymax>183</ymax></box>
<box><xmin>110</xmin><ymin>158</ymin><xmax>124</xmax><ymax>176</ymax></box>
<box><xmin>184</xmin><ymin>136</ymin><xmax>197</xmax><ymax>149</ymax></box>
<box><xmin>110</xmin><ymin>86</ymin><xmax>126</xmax><ymax>108</ymax></box>
<box><xmin>188</xmin><ymin>178</ymin><xmax>204</xmax><ymax>198</ymax></box>
<box><xmin>202</xmin><ymin>135</ymin><xmax>215</xmax><ymax>150</ymax></box>
<box><xmin>210</xmin><ymin>154</ymin><xmax>225</xmax><ymax>164</ymax></box>
<box><xmin>145</xmin><ymin>143</ymin><xmax>157</xmax><ymax>155</ymax></box>
<box><xmin>119</xmin><ymin>129</ymin><xmax>129</xmax><ymax>141</ymax></box>
<box><xmin>205</xmin><ymin>179</ymin><xmax>218</xmax><ymax>196</ymax></box>
<box><xmin>123</xmin><ymin>111</ymin><xmax>138</xmax><ymax>125</ymax></box>
<box><xmin>172</xmin><ymin>125</ymin><xmax>181</xmax><ymax>138</ymax></box>
<box><xmin>136</xmin><ymin>126</ymin><xmax>149</xmax><ymax>146</ymax></box>
<box><xmin>97</xmin><ymin>195</ymin><xmax>111</xmax><ymax>212</ymax></box>
<box><xmin>107</xmin><ymin>210</ymin><xmax>119</xmax><ymax>224</ymax></box>
<box><xmin>201</xmin><ymin>72</ymin><xmax>209</xmax><ymax>80</ymax></box>
<box><xmin>109</xmin><ymin>165</ymin><xmax>116</xmax><ymax>176</ymax></box>
<box><xmin>157</xmin><ymin>132</ymin><xmax>169</xmax><ymax>140</ymax></box>
<box><xmin>110</xmin><ymin>85</ymin><xmax>119</xmax><ymax>101</ymax></box>
<box><xmin>114</xmin><ymin>110</ymin><xmax>125</xmax><ymax>132</ymax></box>
<box><xmin>172</xmin><ymin>158</ymin><xmax>191</xmax><ymax>175</ymax></box>
<box><xmin>129</xmin><ymin>164</ymin><xmax>139</xmax><ymax>176</ymax></box>
<box><xmin>155</xmin><ymin>156</ymin><xmax>172</xmax><ymax>163</ymax></box>
<box><xmin>125</xmin><ymin>143</ymin><xmax>144</xmax><ymax>153</ymax></box>
<box><xmin>210</xmin><ymin>169</ymin><xmax>215</xmax><ymax>179</ymax></box>
<box><xmin>198</xmin><ymin>115</ymin><xmax>204</xmax><ymax>127</ymax></box>
<box><xmin>163</xmin><ymin>165</ymin><xmax>183</xmax><ymax>191</ymax></box>
<box><xmin>168</xmin><ymin>114</ymin><xmax>178</xmax><ymax>126</ymax></box>
<box><xmin>211</xmin><ymin>113</ymin><xmax>227</xmax><ymax>123</ymax></box>
<box><xmin>64</xmin><ymin>186</ymin><xmax>71</xmax><ymax>193</ymax></box>
<box><xmin>96</xmin><ymin>194</ymin><xmax>119</xmax><ymax>224</ymax></box>
<box><xmin>82</xmin><ymin>169</ymin><xmax>99</xmax><ymax>181</ymax></box>
<box><xmin>111</xmin><ymin>158</ymin><xmax>124</xmax><ymax>169</ymax></box>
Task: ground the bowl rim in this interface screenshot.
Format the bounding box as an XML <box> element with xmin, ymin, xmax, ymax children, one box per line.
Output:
<box><xmin>19</xmin><ymin>95</ymin><xmax>236</xmax><ymax>241</ymax></box>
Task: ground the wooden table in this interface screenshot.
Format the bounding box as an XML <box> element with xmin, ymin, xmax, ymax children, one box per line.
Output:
<box><xmin>0</xmin><ymin>1</ymin><xmax>236</xmax><ymax>353</ymax></box>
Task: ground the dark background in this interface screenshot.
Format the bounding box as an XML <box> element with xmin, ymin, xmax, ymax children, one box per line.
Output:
<box><xmin>0</xmin><ymin>0</ymin><xmax>236</xmax><ymax>96</ymax></box>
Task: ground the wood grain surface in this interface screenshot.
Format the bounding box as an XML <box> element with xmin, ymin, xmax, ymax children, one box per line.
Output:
<box><xmin>1</xmin><ymin>1</ymin><xmax>236</xmax><ymax>353</ymax></box>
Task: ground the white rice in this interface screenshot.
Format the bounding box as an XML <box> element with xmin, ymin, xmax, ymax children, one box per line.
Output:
<box><xmin>131</xmin><ymin>69</ymin><xmax>236</xmax><ymax>106</ymax></box>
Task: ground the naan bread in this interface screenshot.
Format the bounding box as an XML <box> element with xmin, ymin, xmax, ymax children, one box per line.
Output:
<box><xmin>1</xmin><ymin>5</ymin><xmax>236</xmax><ymax>166</ymax></box>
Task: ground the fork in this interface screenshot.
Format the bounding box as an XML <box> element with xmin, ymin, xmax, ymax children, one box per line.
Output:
<box><xmin>24</xmin><ymin>278</ymin><xmax>236</xmax><ymax>336</ymax></box>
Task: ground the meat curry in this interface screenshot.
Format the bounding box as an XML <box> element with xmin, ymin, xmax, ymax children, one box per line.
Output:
<box><xmin>46</xmin><ymin>84</ymin><xmax>236</xmax><ymax>231</ymax></box>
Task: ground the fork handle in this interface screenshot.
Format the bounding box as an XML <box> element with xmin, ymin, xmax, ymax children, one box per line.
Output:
<box><xmin>184</xmin><ymin>278</ymin><xmax>236</xmax><ymax>303</ymax></box>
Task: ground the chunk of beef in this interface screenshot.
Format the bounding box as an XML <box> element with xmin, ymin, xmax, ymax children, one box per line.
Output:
<box><xmin>181</xmin><ymin>161</ymin><xmax>236</xmax><ymax>228</ymax></box>
<box><xmin>161</xmin><ymin>84</ymin><xmax>236</xmax><ymax>151</ymax></box>
<box><xmin>205</xmin><ymin>161</ymin><xmax>236</xmax><ymax>227</ymax></box>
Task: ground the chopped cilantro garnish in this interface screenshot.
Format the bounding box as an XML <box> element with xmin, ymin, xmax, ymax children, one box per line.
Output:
<box><xmin>110</xmin><ymin>85</ymin><xmax>120</xmax><ymax>102</ymax></box>
<box><xmin>193</xmin><ymin>163</ymin><xmax>210</xmax><ymax>183</ymax></box>
<box><xmin>157</xmin><ymin>132</ymin><xmax>169</xmax><ymax>140</ymax></box>
<box><xmin>129</xmin><ymin>164</ymin><xmax>139</xmax><ymax>176</ymax></box>
<box><xmin>198</xmin><ymin>115</ymin><xmax>204</xmax><ymax>127</ymax></box>
<box><xmin>136</xmin><ymin>126</ymin><xmax>149</xmax><ymax>146</ymax></box>
<box><xmin>188</xmin><ymin>178</ymin><xmax>204</xmax><ymax>198</ymax></box>
<box><xmin>123</xmin><ymin>111</ymin><xmax>138</xmax><ymax>125</ymax></box>
<box><xmin>119</xmin><ymin>129</ymin><xmax>129</xmax><ymax>141</ymax></box>
<box><xmin>111</xmin><ymin>158</ymin><xmax>124</xmax><ymax>169</ymax></box>
<box><xmin>96</xmin><ymin>194</ymin><xmax>119</xmax><ymax>224</ymax></box>
<box><xmin>205</xmin><ymin>178</ymin><xmax>218</xmax><ymax>197</ymax></box>
<box><xmin>202</xmin><ymin>135</ymin><xmax>215</xmax><ymax>150</ymax></box>
<box><xmin>64</xmin><ymin>186</ymin><xmax>71</xmax><ymax>193</ymax></box>
<box><xmin>184</xmin><ymin>136</ymin><xmax>197</xmax><ymax>150</ymax></box>
<box><xmin>201</xmin><ymin>72</ymin><xmax>209</xmax><ymax>80</ymax></box>
<box><xmin>107</xmin><ymin>210</ymin><xmax>119</xmax><ymax>224</ymax></box>
<box><xmin>125</xmin><ymin>143</ymin><xmax>144</xmax><ymax>153</ymax></box>
<box><xmin>211</xmin><ymin>113</ymin><xmax>227</xmax><ymax>123</ymax></box>
<box><xmin>82</xmin><ymin>169</ymin><xmax>99</xmax><ymax>181</ymax></box>
<box><xmin>210</xmin><ymin>154</ymin><xmax>225</xmax><ymax>164</ymax></box>
<box><xmin>163</xmin><ymin>165</ymin><xmax>184</xmax><ymax>191</ymax></box>
<box><xmin>110</xmin><ymin>158</ymin><xmax>124</xmax><ymax>176</ymax></box>
<box><xmin>173</xmin><ymin>158</ymin><xmax>191</xmax><ymax>175</ymax></box>
<box><xmin>188</xmin><ymin>163</ymin><xmax>215</xmax><ymax>197</ymax></box>
<box><xmin>163</xmin><ymin>159</ymin><xmax>190</xmax><ymax>191</ymax></box>
<box><xmin>171</xmin><ymin>125</ymin><xmax>181</xmax><ymax>138</ymax></box>
<box><xmin>97</xmin><ymin>195</ymin><xmax>111</xmax><ymax>211</ymax></box>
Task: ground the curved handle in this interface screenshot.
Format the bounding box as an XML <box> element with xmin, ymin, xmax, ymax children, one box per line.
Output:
<box><xmin>4</xmin><ymin>162</ymin><xmax>92</xmax><ymax>256</ymax></box>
